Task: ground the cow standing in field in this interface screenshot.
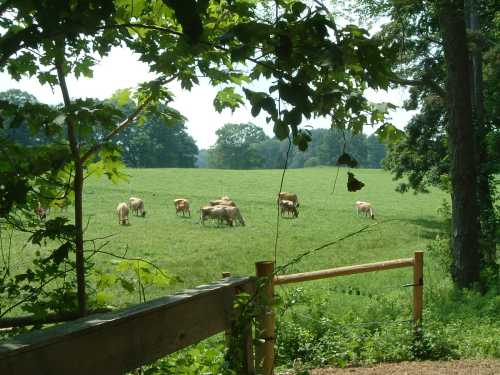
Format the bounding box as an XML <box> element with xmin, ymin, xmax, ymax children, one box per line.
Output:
<box><xmin>129</xmin><ymin>197</ymin><xmax>146</xmax><ymax>217</ymax></box>
<box><xmin>200</xmin><ymin>205</ymin><xmax>245</xmax><ymax>226</ymax></box>
<box><xmin>278</xmin><ymin>192</ymin><xmax>299</xmax><ymax>207</ymax></box>
<box><xmin>174</xmin><ymin>198</ymin><xmax>191</xmax><ymax>217</ymax></box>
<box><xmin>355</xmin><ymin>201</ymin><xmax>375</xmax><ymax>219</ymax></box>
<box><xmin>279</xmin><ymin>199</ymin><xmax>299</xmax><ymax>218</ymax></box>
<box><xmin>117</xmin><ymin>202</ymin><xmax>130</xmax><ymax>225</ymax></box>
<box><xmin>200</xmin><ymin>205</ymin><xmax>232</xmax><ymax>226</ymax></box>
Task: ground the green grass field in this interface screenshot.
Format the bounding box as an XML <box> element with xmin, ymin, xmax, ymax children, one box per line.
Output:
<box><xmin>11</xmin><ymin>167</ymin><xmax>449</xmax><ymax>304</ymax></box>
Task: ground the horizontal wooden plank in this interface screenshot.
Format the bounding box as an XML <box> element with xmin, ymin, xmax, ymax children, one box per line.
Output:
<box><xmin>0</xmin><ymin>277</ymin><xmax>253</xmax><ymax>375</ymax></box>
<box><xmin>0</xmin><ymin>308</ymin><xmax>112</xmax><ymax>329</ymax></box>
<box><xmin>274</xmin><ymin>258</ymin><xmax>414</xmax><ymax>285</ymax></box>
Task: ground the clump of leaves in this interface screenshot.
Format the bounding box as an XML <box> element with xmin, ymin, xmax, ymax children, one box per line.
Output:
<box><xmin>337</xmin><ymin>152</ymin><xmax>358</xmax><ymax>168</ymax></box>
<box><xmin>94</xmin><ymin>259</ymin><xmax>180</xmax><ymax>306</ymax></box>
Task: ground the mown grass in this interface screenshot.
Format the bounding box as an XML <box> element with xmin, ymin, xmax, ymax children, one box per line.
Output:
<box><xmin>6</xmin><ymin>166</ymin><xmax>450</xmax><ymax>311</ymax></box>
<box><xmin>63</xmin><ymin>167</ymin><xmax>446</xmax><ymax>302</ymax></box>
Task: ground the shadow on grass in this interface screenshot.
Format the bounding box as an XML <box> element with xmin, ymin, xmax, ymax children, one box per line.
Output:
<box><xmin>402</xmin><ymin>217</ymin><xmax>447</xmax><ymax>240</ymax></box>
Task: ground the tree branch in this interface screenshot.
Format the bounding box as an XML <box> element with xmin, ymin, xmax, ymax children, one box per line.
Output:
<box><xmin>390</xmin><ymin>75</ymin><xmax>446</xmax><ymax>99</ymax></box>
<box><xmin>80</xmin><ymin>96</ymin><xmax>152</xmax><ymax>163</ymax></box>
<box><xmin>84</xmin><ymin>249</ymin><xmax>172</xmax><ymax>282</ymax></box>
<box><xmin>81</xmin><ymin>73</ymin><xmax>183</xmax><ymax>163</ymax></box>
<box><xmin>55</xmin><ymin>37</ymin><xmax>87</xmax><ymax>317</ymax></box>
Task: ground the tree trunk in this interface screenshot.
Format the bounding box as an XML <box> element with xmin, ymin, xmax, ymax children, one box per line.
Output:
<box><xmin>466</xmin><ymin>0</ymin><xmax>499</xmax><ymax>286</ymax></box>
<box><xmin>438</xmin><ymin>0</ymin><xmax>480</xmax><ymax>288</ymax></box>
<box><xmin>55</xmin><ymin>39</ymin><xmax>87</xmax><ymax>316</ymax></box>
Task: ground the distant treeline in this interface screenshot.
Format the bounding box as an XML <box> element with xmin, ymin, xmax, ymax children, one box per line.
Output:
<box><xmin>0</xmin><ymin>89</ymin><xmax>199</xmax><ymax>168</ymax></box>
<box><xmin>197</xmin><ymin>123</ymin><xmax>386</xmax><ymax>169</ymax></box>
<box><xmin>2</xmin><ymin>91</ymin><xmax>385</xmax><ymax>170</ymax></box>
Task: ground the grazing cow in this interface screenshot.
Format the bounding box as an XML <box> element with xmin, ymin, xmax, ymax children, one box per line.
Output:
<box><xmin>279</xmin><ymin>199</ymin><xmax>299</xmax><ymax>218</ymax></box>
<box><xmin>129</xmin><ymin>197</ymin><xmax>146</xmax><ymax>217</ymax></box>
<box><xmin>355</xmin><ymin>201</ymin><xmax>374</xmax><ymax>219</ymax></box>
<box><xmin>209</xmin><ymin>198</ymin><xmax>236</xmax><ymax>207</ymax></box>
<box><xmin>116</xmin><ymin>202</ymin><xmax>130</xmax><ymax>225</ymax></box>
<box><xmin>174</xmin><ymin>198</ymin><xmax>191</xmax><ymax>217</ymax></box>
<box><xmin>200</xmin><ymin>205</ymin><xmax>232</xmax><ymax>226</ymax></box>
<box><xmin>35</xmin><ymin>202</ymin><xmax>47</xmax><ymax>220</ymax></box>
<box><xmin>222</xmin><ymin>206</ymin><xmax>246</xmax><ymax>226</ymax></box>
<box><xmin>278</xmin><ymin>192</ymin><xmax>299</xmax><ymax>207</ymax></box>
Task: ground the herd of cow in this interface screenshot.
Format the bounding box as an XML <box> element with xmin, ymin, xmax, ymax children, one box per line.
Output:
<box><xmin>112</xmin><ymin>193</ymin><xmax>374</xmax><ymax>227</ymax></box>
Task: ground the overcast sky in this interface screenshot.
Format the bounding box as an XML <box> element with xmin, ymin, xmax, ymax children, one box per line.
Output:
<box><xmin>0</xmin><ymin>46</ymin><xmax>416</xmax><ymax>149</ymax></box>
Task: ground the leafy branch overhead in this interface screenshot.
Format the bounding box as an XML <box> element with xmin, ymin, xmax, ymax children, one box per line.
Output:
<box><xmin>1</xmin><ymin>0</ymin><xmax>398</xmax><ymax>152</ymax></box>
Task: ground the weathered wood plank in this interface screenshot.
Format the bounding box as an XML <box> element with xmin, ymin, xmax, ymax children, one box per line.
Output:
<box><xmin>0</xmin><ymin>277</ymin><xmax>253</xmax><ymax>375</ymax></box>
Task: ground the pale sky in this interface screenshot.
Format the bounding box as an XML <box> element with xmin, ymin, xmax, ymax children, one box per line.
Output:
<box><xmin>0</xmin><ymin>46</ymin><xmax>416</xmax><ymax>149</ymax></box>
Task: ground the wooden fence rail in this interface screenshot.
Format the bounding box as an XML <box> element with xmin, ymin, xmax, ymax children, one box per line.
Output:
<box><xmin>0</xmin><ymin>277</ymin><xmax>254</xmax><ymax>375</ymax></box>
<box><xmin>255</xmin><ymin>251</ymin><xmax>424</xmax><ymax>375</ymax></box>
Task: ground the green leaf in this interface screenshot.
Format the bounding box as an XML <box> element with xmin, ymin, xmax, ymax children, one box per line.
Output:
<box><xmin>74</xmin><ymin>56</ymin><xmax>95</xmax><ymax>79</ymax></box>
<box><xmin>336</xmin><ymin>152</ymin><xmax>358</xmax><ymax>168</ymax></box>
<box><xmin>292</xmin><ymin>2</ymin><xmax>307</xmax><ymax>16</ymax></box>
<box><xmin>112</xmin><ymin>89</ymin><xmax>132</xmax><ymax>107</ymax></box>
<box><xmin>273</xmin><ymin>120</ymin><xmax>289</xmax><ymax>140</ymax></box>
<box><xmin>375</xmin><ymin>123</ymin><xmax>404</xmax><ymax>144</ymax></box>
<box><xmin>119</xmin><ymin>278</ymin><xmax>135</xmax><ymax>293</ymax></box>
<box><xmin>213</xmin><ymin>87</ymin><xmax>244</xmax><ymax>113</ymax></box>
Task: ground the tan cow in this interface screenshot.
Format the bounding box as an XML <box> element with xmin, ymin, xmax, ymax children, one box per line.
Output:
<box><xmin>174</xmin><ymin>198</ymin><xmax>191</xmax><ymax>217</ymax></box>
<box><xmin>355</xmin><ymin>201</ymin><xmax>374</xmax><ymax>219</ymax></box>
<box><xmin>222</xmin><ymin>206</ymin><xmax>246</xmax><ymax>226</ymax></box>
<box><xmin>209</xmin><ymin>198</ymin><xmax>236</xmax><ymax>207</ymax></box>
<box><xmin>116</xmin><ymin>202</ymin><xmax>130</xmax><ymax>225</ymax></box>
<box><xmin>200</xmin><ymin>205</ymin><xmax>232</xmax><ymax>226</ymax></box>
<box><xmin>279</xmin><ymin>199</ymin><xmax>299</xmax><ymax>218</ymax></box>
<box><xmin>129</xmin><ymin>197</ymin><xmax>146</xmax><ymax>217</ymax></box>
<box><xmin>278</xmin><ymin>192</ymin><xmax>299</xmax><ymax>207</ymax></box>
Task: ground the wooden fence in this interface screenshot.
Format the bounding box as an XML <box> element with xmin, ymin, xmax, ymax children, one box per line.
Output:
<box><xmin>0</xmin><ymin>252</ymin><xmax>423</xmax><ymax>375</ymax></box>
<box><xmin>254</xmin><ymin>251</ymin><xmax>424</xmax><ymax>374</ymax></box>
<box><xmin>0</xmin><ymin>277</ymin><xmax>255</xmax><ymax>375</ymax></box>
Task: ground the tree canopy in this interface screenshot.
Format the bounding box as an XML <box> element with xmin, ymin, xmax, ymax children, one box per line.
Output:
<box><xmin>204</xmin><ymin>124</ymin><xmax>386</xmax><ymax>170</ymax></box>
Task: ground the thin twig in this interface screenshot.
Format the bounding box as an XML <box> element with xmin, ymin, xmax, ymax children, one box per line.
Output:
<box><xmin>84</xmin><ymin>249</ymin><xmax>171</xmax><ymax>281</ymax></box>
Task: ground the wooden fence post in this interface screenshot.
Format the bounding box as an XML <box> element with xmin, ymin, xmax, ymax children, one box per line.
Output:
<box><xmin>255</xmin><ymin>261</ymin><xmax>275</xmax><ymax>375</ymax></box>
<box><xmin>413</xmin><ymin>251</ymin><xmax>424</xmax><ymax>328</ymax></box>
